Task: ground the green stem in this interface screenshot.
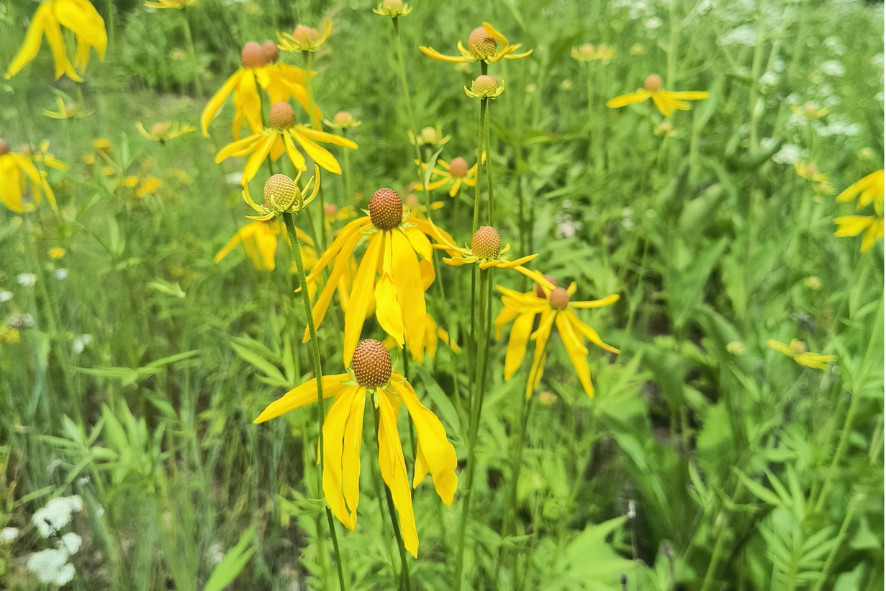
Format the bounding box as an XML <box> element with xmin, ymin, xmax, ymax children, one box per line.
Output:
<box><xmin>281</xmin><ymin>212</ymin><xmax>346</xmax><ymax>591</ymax></box>
<box><xmin>301</xmin><ymin>51</ymin><xmax>327</xmax><ymax>248</ymax></box>
<box><xmin>699</xmin><ymin>479</ymin><xmax>745</xmax><ymax>591</ymax></box>
<box><xmin>811</xmin><ymin>494</ymin><xmax>861</xmax><ymax>591</ymax></box>
<box><xmin>372</xmin><ymin>404</ymin><xmax>413</xmax><ymax>591</ymax></box>
<box><xmin>472</xmin><ymin>99</ymin><xmax>489</xmax><ymax>234</ymax></box>
<box><xmin>390</xmin><ymin>18</ymin><xmax>432</xmax><ymax>217</ymax></box>
<box><xmin>181</xmin><ymin>7</ymin><xmax>204</xmax><ymax>99</ymax></box>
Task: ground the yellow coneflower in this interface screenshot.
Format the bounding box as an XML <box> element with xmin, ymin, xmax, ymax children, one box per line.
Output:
<box><xmin>136</xmin><ymin>121</ymin><xmax>196</xmax><ymax>143</ymax></box>
<box><xmin>834</xmin><ymin>169</ymin><xmax>884</xmax><ymax>252</ymax></box>
<box><xmin>496</xmin><ymin>276</ymin><xmax>619</xmax><ymax>397</ymax></box>
<box><xmin>5</xmin><ymin>0</ymin><xmax>107</xmax><ymax>82</ymax></box>
<box><xmin>0</xmin><ymin>138</ymin><xmax>57</xmax><ymax>213</ymax></box>
<box><xmin>277</xmin><ymin>20</ymin><xmax>333</xmax><ymax>53</ymax></box>
<box><xmin>767</xmin><ymin>339</ymin><xmax>835</xmax><ymax>370</ymax></box>
<box><xmin>253</xmin><ymin>339</ymin><xmax>458</xmax><ymax>558</ymax></box>
<box><xmin>416</xmin><ymin>156</ymin><xmax>478</xmax><ymax>199</ymax></box>
<box><xmin>570</xmin><ymin>43</ymin><xmax>615</xmax><ymax>62</ymax></box>
<box><xmin>373</xmin><ymin>0</ymin><xmax>412</xmax><ymax>17</ymax></box>
<box><xmin>433</xmin><ymin>225</ymin><xmax>538</xmax><ymax>276</ymax></box>
<box><xmin>305</xmin><ymin>188</ymin><xmax>457</xmax><ymax>365</ymax></box>
<box><xmin>214</xmin><ymin>218</ymin><xmax>315</xmax><ymax>272</ymax></box>
<box><xmin>420</xmin><ymin>22</ymin><xmax>532</xmax><ymax>64</ymax></box>
<box><xmin>215</xmin><ymin>102</ymin><xmax>357</xmax><ymax>185</ymax></box>
<box><xmin>42</xmin><ymin>97</ymin><xmax>89</xmax><ymax>119</ymax></box>
<box><xmin>608</xmin><ymin>74</ymin><xmax>708</xmax><ymax>117</ymax></box>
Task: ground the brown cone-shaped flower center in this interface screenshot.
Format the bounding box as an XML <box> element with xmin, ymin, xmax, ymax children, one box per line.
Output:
<box><xmin>644</xmin><ymin>74</ymin><xmax>662</xmax><ymax>92</ymax></box>
<box><xmin>151</xmin><ymin>122</ymin><xmax>171</xmax><ymax>137</ymax></box>
<box><xmin>549</xmin><ymin>287</ymin><xmax>569</xmax><ymax>310</ymax></box>
<box><xmin>352</xmin><ymin>339</ymin><xmax>392</xmax><ymax>387</ymax></box>
<box><xmin>471</xmin><ymin>226</ymin><xmax>501</xmax><ymax>260</ymax></box>
<box><xmin>468</xmin><ymin>26</ymin><xmax>497</xmax><ymax>59</ymax></box>
<box><xmin>536</xmin><ymin>274</ymin><xmax>556</xmax><ymax>298</ymax></box>
<box><xmin>369</xmin><ymin>188</ymin><xmax>403</xmax><ymax>231</ymax></box>
<box><xmin>471</xmin><ymin>75</ymin><xmax>498</xmax><ymax>96</ymax></box>
<box><xmin>789</xmin><ymin>340</ymin><xmax>807</xmax><ymax>355</ymax></box>
<box><xmin>449</xmin><ymin>157</ymin><xmax>469</xmax><ymax>178</ymax></box>
<box><xmin>264</xmin><ymin>174</ymin><xmax>298</xmax><ymax>211</ymax></box>
<box><xmin>292</xmin><ymin>25</ymin><xmax>319</xmax><ymax>46</ymax></box>
<box><xmin>262</xmin><ymin>40</ymin><xmax>279</xmax><ymax>63</ymax></box>
<box><xmin>324</xmin><ymin>203</ymin><xmax>338</xmax><ymax>217</ymax></box>
<box><xmin>269</xmin><ymin>102</ymin><xmax>296</xmax><ymax>130</ymax></box>
<box><xmin>334</xmin><ymin>111</ymin><xmax>353</xmax><ymax>126</ymax></box>
<box><xmin>0</xmin><ymin>139</ymin><xmax>9</xmax><ymax>156</ymax></box>
<box><xmin>241</xmin><ymin>41</ymin><xmax>267</xmax><ymax>68</ymax></box>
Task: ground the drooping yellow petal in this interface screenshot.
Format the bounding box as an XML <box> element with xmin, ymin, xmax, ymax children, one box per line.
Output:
<box><xmin>6</xmin><ymin>8</ymin><xmax>49</xmax><ymax>79</ymax></box>
<box><xmin>252</xmin><ymin>374</ymin><xmax>350</xmax><ymax>423</ymax></box>
<box><xmin>390</xmin><ymin>378</ymin><xmax>458</xmax><ymax>503</ymax></box>
<box><xmin>215</xmin><ymin>133</ymin><xmax>261</xmax><ymax>162</ymax></box>
<box><xmin>391</xmin><ymin>229</ymin><xmax>427</xmax><ymax>359</ymax></box>
<box><xmin>201</xmin><ymin>71</ymin><xmax>242</xmax><ymax>137</ymax></box>
<box><xmin>298</xmin><ymin>127</ymin><xmax>359</xmax><ymax>150</ymax></box>
<box><xmin>665</xmin><ymin>91</ymin><xmax>710</xmax><ymax>101</ymax></box>
<box><xmin>238</xmin><ymin>69</ymin><xmax>264</xmax><ymax>135</ymax></box>
<box><xmin>323</xmin><ymin>385</ymin><xmax>361</xmax><ymax>530</ymax></box>
<box><xmin>282</xmin><ymin>133</ymin><xmax>307</xmax><ymax>171</ymax></box>
<box><xmin>860</xmin><ymin>218</ymin><xmax>884</xmax><ymax>252</ymax></box>
<box><xmin>651</xmin><ymin>93</ymin><xmax>676</xmax><ymax>117</ymax></box>
<box><xmin>834</xmin><ymin>216</ymin><xmax>872</xmax><ymax>238</ymax></box>
<box><xmin>375</xmin><ymin>234</ymin><xmax>406</xmax><ymax>347</ymax></box>
<box><xmin>242</xmin><ymin>134</ymin><xmax>277</xmax><ymax>184</ymax></box>
<box><xmin>0</xmin><ymin>158</ymin><xmax>26</xmax><ymax>212</ymax></box>
<box><xmin>291</xmin><ymin>130</ymin><xmax>342</xmax><ymax>174</ymax></box>
<box><xmin>555</xmin><ymin>313</ymin><xmax>593</xmax><ymax>397</ymax></box>
<box><xmin>343</xmin><ymin>232</ymin><xmax>384</xmax><ymax>366</ymax></box>
<box><xmin>377</xmin><ymin>390</ymin><xmax>419</xmax><ymax>557</ymax></box>
<box><xmin>214</xmin><ymin>221</ymin><xmax>261</xmax><ymax>264</ymax></box>
<box><xmin>504</xmin><ymin>312</ymin><xmax>536</xmax><ymax>380</ymax></box>
<box><xmin>566</xmin><ymin>309</ymin><xmax>620</xmax><ymax>354</ymax></box>
<box><xmin>341</xmin><ymin>387</ymin><xmax>367</xmax><ymax>516</ymax></box>
<box><xmin>606</xmin><ymin>90</ymin><xmax>651</xmax><ymax>109</ymax></box>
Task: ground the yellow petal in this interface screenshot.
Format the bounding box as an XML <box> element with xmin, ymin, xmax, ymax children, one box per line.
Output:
<box><xmin>504</xmin><ymin>312</ymin><xmax>535</xmax><ymax>380</ymax></box>
<box><xmin>242</xmin><ymin>134</ymin><xmax>276</xmax><ymax>185</ymax></box>
<box><xmin>377</xmin><ymin>390</ymin><xmax>419</xmax><ymax>557</ymax></box>
<box><xmin>237</xmin><ymin>69</ymin><xmax>263</xmax><ymax>135</ymax></box>
<box><xmin>341</xmin><ymin>387</ymin><xmax>367</xmax><ymax>519</ymax></box>
<box><xmin>419</xmin><ymin>46</ymin><xmax>469</xmax><ymax>63</ymax></box>
<box><xmin>291</xmin><ymin>131</ymin><xmax>341</xmax><ymax>174</ymax></box>
<box><xmin>391</xmin><ymin>229</ymin><xmax>427</xmax><ymax>359</ymax></box>
<box><xmin>298</xmin><ymin>127</ymin><xmax>359</xmax><ymax>150</ymax></box>
<box><xmin>323</xmin><ymin>385</ymin><xmax>361</xmax><ymax>530</ymax></box>
<box><xmin>215</xmin><ymin>134</ymin><xmax>261</xmax><ymax>162</ymax></box>
<box><xmin>390</xmin><ymin>378</ymin><xmax>458</xmax><ymax>503</ymax></box>
<box><xmin>282</xmin><ymin>133</ymin><xmax>307</xmax><ymax>171</ymax></box>
<box><xmin>606</xmin><ymin>90</ymin><xmax>651</xmax><ymax>109</ymax></box>
<box><xmin>201</xmin><ymin>71</ymin><xmax>242</xmax><ymax>137</ymax></box>
<box><xmin>652</xmin><ymin>93</ymin><xmax>676</xmax><ymax>117</ymax></box>
<box><xmin>766</xmin><ymin>339</ymin><xmax>794</xmax><ymax>358</ymax></box>
<box><xmin>343</xmin><ymin>233</ymin><xmax>383</xmax><ymax>366</ymax></box>
<box><xmin>570</xmin><ymin>293</ymin><xmax>620</xmax><ymax>309</ymax></box>
<box><xmin>834</xmin><ymin>216</ymin><xmax>872</xmax><ymax>238</ymax></box>
<box><xmin>0</xmin><ymin>158</ymin><xmax>26</xmax><ymax>212</ymax></box>
<box><xmin>565</xmin><ymin>309</ymin><xmax>619</xmax><ymax>354</ymax></box>
<box><xmin>6</xmin><ymin>7</ymin><xmax>48</xmax><ymax>79</ymax></box>
<box><xmin>555</xmin><ymin>313</ymin><xmax>593</xmax><ymax>397</ymax></box>
<box><xmin>666</xmin><ymin>91</ymin><xmax>709</xmax><ymax>100</ymax></box>
<box><xmin>375</xmin><ymin>270</ymin><xmax>405</xmax><ymax>348</ymax></box>
<box><xmin>252</xmin><ymin>374</ymin><xmax>349</xmax><ymax>423</ymax></box>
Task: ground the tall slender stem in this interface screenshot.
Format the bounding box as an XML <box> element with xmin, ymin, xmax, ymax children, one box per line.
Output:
<box><xmin>181</xmin><ymin>7</ymin><xmax>204</xmax><ymax>99</ymax></box>
<box><xmin>281</xmin><ymin>211</ymin><xmax>346</xmax><ymax>591</ymax></box>
<box><xmin>301</xmin><ymin>52</ymin><xmax>327</xmax><ymax>248</ymax></box>
<box><xmin>472</xmin><ymin>99</ymin><xmax>489</xmax><ymax>234</ymax></box>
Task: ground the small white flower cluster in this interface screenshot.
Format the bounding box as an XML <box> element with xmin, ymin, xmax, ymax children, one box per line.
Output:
<box><xmin>26</xmin><ymin>495</ymin><xmax>85</xmax><ymax>586</ymax></box>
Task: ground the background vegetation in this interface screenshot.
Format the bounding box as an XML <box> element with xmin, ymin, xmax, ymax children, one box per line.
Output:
<box><xmin>0</xmin><ymin>0</ymin><xmax>882</xmax><ymax>589</ymax></box>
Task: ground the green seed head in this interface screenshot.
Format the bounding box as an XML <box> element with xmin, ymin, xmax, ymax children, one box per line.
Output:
<box><xmin>471</xmin><ymin>226</ymin><xmax>501</xmax><ymax>260</ymax></box>
<box><xmin>468</xmin><ymin>26</ymin><xmax>497</xmax><ymax>59</ymax></box>
<box><xmin>264</xmin><ymin>174</ymin><xmax>299</xmax><ymax>212</ymax></box>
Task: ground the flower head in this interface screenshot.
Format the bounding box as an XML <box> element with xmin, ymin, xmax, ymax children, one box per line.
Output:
<box><xmin>240</xmin><ymin>167</ymin><xmax>320</xmax><ymax>222</ymax></box>
<box><xmin>834</xmin><ymin>170</ymin><xmax>884</xmax><ymax>252</ymax></box>
<box><xmin>420</xmin><ymin>22</ymin><xmax>532</xmax><ymax>64</ymax></box>
<box><xmin>136</xmin><ymin>121</ymin><xmax>195</xmax><ymax>144</ymax></box>
<box><xmin>253</xmin><ymin>338</ymin><xmax>458</xmax><ymax>557</ymax></box>
<box><xmin>496</xmin><ymin>277</ymin><xmax>619</xmax><ymax>397</ymax></box>
<box><xmin>0</xmin><ymin>139</ymin><xmax>57</xmax><ymax>213</ymax></box>
<box><xmin>305</xmin><ymin>189</ymin><xmax>456</xmax><ymax>364</ymax></box>
<box><xmin>42</xmin><ymin>97</ymin><xmax>89</xmax><ymax>119</ymax></box>
<box><xmin>216</xmin><ymin>102</ymin><xmax>357</xmax><ymax>184</ymax></box>
<box><xmin>767</xmin><ymin>339</ymin><xmax>835</xmax><ymax>370</ymax></box>
<box><xmin>201</xmin><ymin>42</ymin><xmax>319</xmax><ymax>139</ymax></box>
<box><xmin>325</xmin><ymin>111</ymin><xmax>362</xmax><ymax>130</ymax></box>
<box><xmin>607</xmin><ymin>74</ymin><xmax>709</xmax><ymax>117</ymax></box>
<box><xmin>373</xmin><ymin>0</ymin><xmax>412</xmax><ymax>17</ymax></box>
<box><xmin>416</xmin><ymin>156</ymin><xmax>478</xmax><ymax>198</ymax></box>
<box><xmin>408</xmin><ymin>125</ymin><xmax>451</xmax><ymax>148</ymax></box>
<box><xmin>432</xmin><ymin>224</ymin><xmax>539</xmax><ymax>277</ymax></box>
<box><xmin>6</xmin><ymin>0</ymin><xmax>107</xmax><ymax>82</ymax></box>
<box><xmin>465</xmin><ymin>75</ymin><xmax>504</xmax><ymax>100</ymax></box>
<box><xmin>570</xmin><ymin>43</ymin><xmax>615</xmax><ymax>62</ymax></box>
<box><xmin>278</xmin><ymin>20</ymin><xmax>333</xmax><ymax>52</ymax></box>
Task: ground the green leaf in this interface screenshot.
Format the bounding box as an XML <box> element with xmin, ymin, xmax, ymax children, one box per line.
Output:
<box><xmin>203</xmin><ymin>526</ymin><xmax>256</xmax><ymax>591</ymax></box>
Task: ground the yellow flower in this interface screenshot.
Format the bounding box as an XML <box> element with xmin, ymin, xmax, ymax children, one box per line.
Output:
<box><xmin>794</xmin><ymin>161</ymin><xmax>829</xmax><ymax>183</ymax></box>
<box><xmin>464</xmin><ymin>75</ymin><xmax>504</xmax><ymax>100</ymax></box>
<box><xmin>570</xmin><ymin>43</ymin><xmax>615</xmax><ymax>62</ymax></box>
<box><xmin>240</xmin><ymin>168</ymin><xmax>320</xmax><ymax>222</ymax></box>
<box><xmin>23</xmin><ymin>141</ymin><xmax>68</xmax><ymax>171</ymax></box>
<box><xmin>325</xmin><ymin>111</ymin><xmax>362</xmax><ymax>130</ymax></box>
<box><xmin>790</xmin><ymin>102</ymin><xmax>829</xmax><ymax>120</ymax></box>
<box><xmin>834</xmin><ymin>170</ymin><xmax>884</xmax><ymax>252</ymax></box>
<box><xmin>253</xmin><ymin>339</ymin><xmax>458</xmax><ymax>558</ymax></box>
<box><xmin>767</xmin><ymin>339</ymin><xmax>835</xmax><ymax>370</ymax></box>
<box><xmin>144</xmin><ymin>0</ymin><xmax>196</xmax><ymax>8</ymax></box>
<box><xmin>214</xmin><ymin>218</ymin><xmax>314</xmax><ymax>271</ymax></box>
<box><xmin>136</xmin><ymin>121</ymin><xmax>195</xmax><ymax>143</ymax></box>
<box><xmin>607</xmin><ymin>74</ymin><xmax>709</xmax><ymax>117</ymax></box>
<box><xmin>201</xmin><ymin>42</ymin><xmax>319</xmax><ymax>139</ymax></box>
<box><xmin>495</xmin><ymin>277</ymin><xmax>619</xmax><ymax>397</ymax></box>
<box><xmin>277</xmin><ymin>20</ymin><xmax>333</xmax><ymax>53</ymax></box>
<box><xmin>216</xmin><ymin>102</ymin><xmax>357</xmax><ymax>185</ymax></box>
<box><xmin>48</xmin><ymin>247</ymin><xmax>66</xmax><ymax>259</ymax></box>
<box><xmin>305</xmin><ymin>188</ymin><xmax>456</xmax><ymax>365</ymax></box>
<box><xmin>415</xmin><ymin>156</ymin><xmax>478</xmax><ymax>198</ymax></box>
<box><xmin>407</xmin><ymin>125</ymin><xmax>450</xmax><ymax>148</ymax></box>
<box><xmin>0</xmin><ymin>139</ymin><xmax>57</xmax><ymax>213</ymax></box>
<box><xmin>42</xmin><ymin>96</ymin><xmax>89</xmax><ymax>119</ymax></box>
<box><xmin>135</xmin><ymin>177</ymin><xmax>162</xmax><ymax>198</ymax></box>
<box><xmin>433</xmin><ymin>225</ymin><xmax>539</xmax><ymax>276</ymax></box>
<box><xmin>373</xmin><ymin>0</ymin><xmax>412</xmax><ymax>17</ymax></box>
<box><xmin>420</xmin><ymin>22</ymin><xmax>532</xmax><ymax>64</ymax></box>
<box><xmin>6</xmin><ymin>0</ymin><xmax>107</xmax><ymax>82</ymax></box>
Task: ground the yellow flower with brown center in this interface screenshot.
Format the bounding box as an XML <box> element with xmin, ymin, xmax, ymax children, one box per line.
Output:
<box><xmin>5</xmin><ymin>0</ymin><xmax>107</xmax><ymax>82</ymax></box>
<box><xmin>408</xmin><ymin>125</ymin><xmax>451</xmax><ymax>148</ymax></box>
<box><xmin>495</xmin><ymin>276</ymin><xmax>619</xmax><ymax>397</ymax></box>
<box><xmin>373</xmin><ymin>0</ymin><xmax>412</xmax><ymax>17</ymax></box>
<box><xmin>253</xmin><ymin>338</ymin><xmax>458</xmax><ymax>558</ymax></box>
<box><xmin>608</xmin><ymin>74</ymin><xmax>709</xmax><ymax>117</ymax></box>
<box><xmin>214</xmin><ymin>218</ymin><xmax>315</xmax><ymax>272</ymax></box>
<box><xmin>201</xmin><ymin>41</ymin><xmax>319</xmax><ymax>139</ymax></box>
<box><xmin>415</xmin><ymin>156</ymin><xmax>478</xmax><ymax>198</ymax></box>
<box><xmin>277</xmin><ymin>20</ymin><xmax>333</xmax><ymax>52</ymax></box>
<box><xmin>136</xmin><ymin>121</ymin><xmax>196</xmax><ymax>144</ymax></box>
<box><xmin>420</xmin><ymin>22</ymin><xmax>532</xmax><ymax>64</ymax></box>
<box><xmin>0</xmin><ymin>138</ymin><xmax>57</xmax><ymax>213</ymax></box>
<box><xmin>305</xmin><ymin>188</ymin><xmax>457</xmax><ymax>365</ymax></box>
<box><xmin>433</xmin><ymin>225</ymin><xmax>539</xmax><ymax>276</ymax></box>
<box><xmin>767</xmin><ymin>339</ymin><xmax>835</xmax><ymax>370</ymax></box>
<box><xmin>570</xmin><ymin>43</ymin><xmax>615</xmax><ymax>62</ymax></box>
<box><xmin>215</xmin><ymin>102</ymin><xmax>357</xmax><ymax>185</ymax></box>
<box><xmin>325</xmin><ymin>111</ymin><xmax>362</xmax><ymax>130</ymax></box>
<box><xmin>42</xmin><ymin>97</ymin><xmax>89</xmax><ymax>119</ymax></box>
<box><xmin>834</xmin><ymin>169</ymin><xmax>884</xmax><ymax>253</ymax></box>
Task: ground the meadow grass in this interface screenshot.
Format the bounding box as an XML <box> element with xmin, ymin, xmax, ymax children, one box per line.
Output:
<box><xmin>0</xmin><ymin>0</ymin><xmax>883</xmax><ymax>589</ymax></box>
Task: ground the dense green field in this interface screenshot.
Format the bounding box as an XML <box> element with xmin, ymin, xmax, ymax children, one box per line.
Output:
<box><xmin>1</xmin><ymin>0</ymin><xmax>883</xmax><ymax>589</ymax></box>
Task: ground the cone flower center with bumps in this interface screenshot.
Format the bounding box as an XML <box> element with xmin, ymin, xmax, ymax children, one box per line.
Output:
<box><xmin>429</xmin><ymin>222</ymin><xmax>540</xmax><ymax>276</ymax></box>
<box><xmin>419</xmin><ymin>22</ymin><xmax>532</xmax><ymax>64</ymax></box>
<box><xmin>465</xmin><ymin>74</ymin><xmax>505</xmax><ymax>99</ymax></box>
<box><xmin>644</xmin><ymin>74</ymin><xmax>662</xmax><ymax>92</ymax></box>
<box><xmin>351</xmin><ymin>339</ymin><xmax>392</xmax><ymax>388</ymax></box>
<box><xmin>369</xmin><ymin>188</ymin><xmax>405</xmax><ymax>230</ymax></box>
<box><xmin>548</xmin><ymin>287</ymin><xmax>569</xmax><ymax>310</ymax></box>
<box><xmin>241</xmin><ymin>167</ymin><xmax>320</xmax><ymax>221</ymax></box>
<box><xmin>468</xmin><ymin>26</ymin><xmax>497</xmax><ymax>59</ymax></box>
<box><xmin>471</xmin><ymin>226</ymin><xmax>501</xmax><ymax>260</ymax></box>
<box><xmin>269</xmin><ymin>101</ymin><xmax>296</xmax><ymax>129</ymax></box>
<box><xmin>449</xmin><ymin>157</ymin><xmax>469</xmax><ymax>178</ymax></box>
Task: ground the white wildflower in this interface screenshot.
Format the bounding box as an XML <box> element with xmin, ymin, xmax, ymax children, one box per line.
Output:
<box><xmin>821</xmin><ymin>60</ymin><xmax>845</xmax><ymax>77</ymax></box>
<box><xmin>26</xmin><ymin>548</ymin><xmax>76</xmax><ymax>585</ymax></box>
<box><xmin>772</xmin><ymin>143</ymin><xmax>805</xmax><ymax>165</ymax></box>
<box><xmin>0</xmin><ymin>290</ymin><xmax>12</xmax><ymax>303</ymax></box>
<box><xmin>32</xmin><ymin>495</ymin><xmax>83</xmax><ymax>538</ymax></box>
<box><xmin>54</xmin><ymin>268</ymin><xmax>68</xmax><ymax>281</ymax></box>
<box><xmin>16</xmin><ymin>273</ymin><xmax>36</xmax><ymax>287</ymax></box>
<box><xmin>0</xmin><ymin>527</ymin><xmax>19</xmax><ymax>542</ymax></box>
<box><xmin>58</xmin><ymin>532</ymin><xmax>82</xmax><ymax>555</ymax></box>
